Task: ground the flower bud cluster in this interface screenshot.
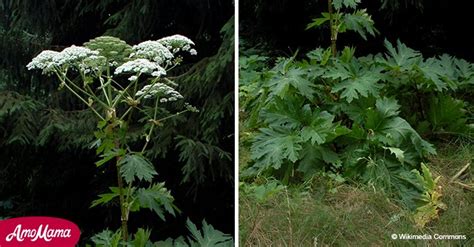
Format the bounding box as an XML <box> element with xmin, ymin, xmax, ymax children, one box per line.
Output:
<box><xmin>135</xmin><ymin>83</ymin><xmax>183</xmax><ymax>101</ymax></box>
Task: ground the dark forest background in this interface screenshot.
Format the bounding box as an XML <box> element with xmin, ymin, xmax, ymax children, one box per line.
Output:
<box><xmin>0</xmin><ymin>0</ymin><xmax>234</xmax><ymax>244</ymax></box>
<box><xmin>240</xmin><ymin>0</ymin><xmax>474</xmax><ymax>61</ymax></box>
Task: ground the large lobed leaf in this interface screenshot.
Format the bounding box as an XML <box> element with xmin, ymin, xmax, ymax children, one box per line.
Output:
<box><xmin>119</xmin><ymin>154</ymin><xmax>158</xmax><ymax>184</ymax></box>
<box><xmin>133</xmin><ymin>183</ymin><xmax>177</xmax><ymax>221</ymax></box>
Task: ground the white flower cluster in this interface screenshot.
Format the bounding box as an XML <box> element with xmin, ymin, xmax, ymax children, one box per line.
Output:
<box><xmin>27</xmin><ymin>35</ymin><xmax>196</xmax><ymax>79</ymax></box>
<box><xmin>27</xmin><ymin>46</ymin><xmax>101</xmax><ymax>74</ymax></box>
<box><xmin>135</xmin><ymin>82</ymin><xmax>183</xmax><ymax>101</ymax></box>
<box><xmin>115</xmin><ymin>58</ymin><xmax>166</xmax><ymax>77</ymax></box>
<box><xmin>26</xmin><ymin>50</ymin><xmax>59</xmax><ymax>72</ymax></box>
<box><xmin>52</xmin><ymin>45</ymin><xmax>99</xmax><ymax>66</ymax></box>
<box><xmin>158</xmin><ymin>34</ymin><xmax>196</xmax><ymax>55</ymax></box>
<box><xmin>130</xmin><ymin>41</ymin><xmax>174</xmax><ymax>65</ymax></box>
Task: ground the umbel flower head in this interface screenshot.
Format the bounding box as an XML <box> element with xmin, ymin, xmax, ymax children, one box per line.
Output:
<box><xmin>115</xmin><ymin>58</ymin><xmax>166</xmax><ymax>77</ymax></box>
<box><xmin>135</xmin><ymin>82</ymin><xmax>183</xmax><ymax>101</ymax></box>
<box><xmin>27</xmin><ymin>34</ymin><xmax>196</xmax><ymax>78</ymax></box>
<box><xmin>26</xmin><ymin>50</ymin><xmax>59</xmax><ymax>73</ymax></box>
<box><xmin>130</xmin><ymin>41</ymin><xmax>174</xmax><ymax>65</ymax></box>
<box><xmin>52</xmin><ymin>45</ymin><xmax>99</xmax><ymax>66</ymax></box>
<box><xmin>26</xmin><ymin>46</ymin><xmax>101</xmax><ymax>73</ymax></box>
<box><xmin>157</xmin><ymin>34</ymin><xmax>197</xmax><ymax>55</ymax></box>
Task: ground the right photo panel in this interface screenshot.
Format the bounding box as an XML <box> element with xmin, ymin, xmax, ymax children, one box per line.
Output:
<box><xmin>239</xmin><ymin>0</ymin><xmax>473</xmax><ymax>246</ymax></box>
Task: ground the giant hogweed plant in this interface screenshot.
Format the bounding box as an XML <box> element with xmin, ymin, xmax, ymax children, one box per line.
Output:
<box><xmin>240</xmin><ymin>0</ymin><xmax>473</xmax><ymax>226</ymax></box>
<box><xmin>27</xmin><ymin>35</ymin><xmax>199</xmax><ymax>243</ymax></box>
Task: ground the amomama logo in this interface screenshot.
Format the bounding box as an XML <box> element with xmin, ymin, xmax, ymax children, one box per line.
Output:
<box><xmin>0</xmin><ymin>216</ymin><xmax>80</xmax><ymax>247</ymax></box>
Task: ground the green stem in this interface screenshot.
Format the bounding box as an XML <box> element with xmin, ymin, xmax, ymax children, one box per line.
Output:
<box><xmin>155</xmin><ymin>109</ymin><xmax>191</xmax><ymax>122</ymax></box>
<box><xmin>63</xmin><ymin>76</ymin><xmax>108</xmax><ymax>109</ymax></box>
<box><xmin>112</xmin><ymin>78</ymin><xmax>138</xmax><ymax>108</ymax></box>
<box><xmin>141</xmin><ymin>98</ymin><xmax>160</xmax><ymax>152</ymax></box>
<box><xmin>56</xmin><ymin>76</ymin><xmax>105</xmax><ymax>121</ymax></box>
<box><xmin>99</xmin><ymin>77</ymin><xmax>112</xmax><ymax>105</ymax></box>
<box><xmin>115</xmin><ymin>150</ymin><xmax>129</xmax><ymax>242</ymax></box>
<box><xmin>328</xmin><ymin>0</ymin><xmax>337</xmax><ymax>57</ymax></box>
<box><xmin>111</xmin><ymin>123</ymin><xmax>128</xmax><ymax>242</ymax></box>
<box><xmin>106</xmin><ymin>65</ymin><xmax>113</xmax><ymax>105</ymax></box>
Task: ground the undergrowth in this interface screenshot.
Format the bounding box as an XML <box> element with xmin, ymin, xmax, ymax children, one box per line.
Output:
<box><xmin>240</xmin><ymin>143</ymin><xmax>474</xmax><ymax>246</ymax></box>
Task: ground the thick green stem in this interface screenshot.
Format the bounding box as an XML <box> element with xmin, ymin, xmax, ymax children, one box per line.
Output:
<box><xmin>114</xmin><ymin>129</ymin><xmax>128</xmax><ymax>242</ymax></box>
<box><xmin>328</xmin><ymin>0</ymin><xmax>337</xmax><ymax>57</ymax></box>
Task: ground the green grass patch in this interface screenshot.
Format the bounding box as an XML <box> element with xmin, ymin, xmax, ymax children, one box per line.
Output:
<box><xmin>239</xmin><ymin>143</ymin><xmax>474</xmax><ymax>246</ymax></box>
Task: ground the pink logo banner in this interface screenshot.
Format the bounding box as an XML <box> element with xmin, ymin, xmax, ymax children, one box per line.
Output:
<box><xmin>0</xmin><ymin>216</ymin><xmax>80</xmax><ymax>247</ymax></box>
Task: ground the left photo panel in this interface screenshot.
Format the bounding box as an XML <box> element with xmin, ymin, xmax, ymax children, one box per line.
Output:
<box><xmin>0</xmin><ymin>1</ymin><xmax>234</xmax><ymax>246</ymax></box>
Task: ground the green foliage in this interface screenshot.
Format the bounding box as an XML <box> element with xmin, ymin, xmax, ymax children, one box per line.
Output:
<box><xmin>248</xmin><ymin>96</ymin><xmax>348</xmax><ymax>178</ymax></box>
<box><xmin>240</xmin><ymin>36</ymin><xmax>473</xmax><ymax>213</ymax></box>
<box><xmin>240</xmin><ymin>180</ymin><xmax>285</xmax><ymax>203</ymax></box>
<box><xmin>90</xmin><ymin>228</ymin><xmax>153</xmax><ymax>247</ymax></box>
<box><xmin>120</xmin><ymin>154</ymin><xmax>158</xmax><ymax>184</ymax></box>
<box><xmin>326</xmin><ymin>58</ymin><xmax>383</xmax><ymax>103</ymax></box>
<box><xmin>91</xmin><ymin>229</ymin><xmax>123</xmax><ymax>247</ymax></box>
<box><xmin>333</xmin><ymin>0</ymin><xmax>361</xmax><ymax>10</ymax></box>
<box><xmin>132</xmin><ymin>183</ymin><xmax>177</xmax><ymax>221</ymax></box>
<box><xmin>90</xmin><ymin>187</ymin><xmax>120</xmax><ymax>208</ymax></box>
<box><xmin>426</xmin><ymin>95</ymin><xmax>470</xmax><ymax>134</ymax></box>
<box><xmin>306</xmin><ymin>0</ymin><xmax>378</xmax><ymax>41</ymax></box>
<box><xmin>412</xmin><ymin>163</ymin><xmax>446</xmax><ymax>228</ymax></box>
<box><xmin>157</xmin><ymin>219</ymin><xmax>233</xmax><ymax>247</ymax></box>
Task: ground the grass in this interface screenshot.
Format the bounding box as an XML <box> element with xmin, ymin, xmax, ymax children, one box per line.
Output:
<box><xmin>239</xmin><ymin>142</ymin><xmax>474</xmax><ymax>246</ymax></box>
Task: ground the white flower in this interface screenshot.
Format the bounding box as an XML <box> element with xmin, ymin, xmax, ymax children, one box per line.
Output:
<box><xmin>158</xmin><ymin>34</ymin><xmax>196</xmax><ymax>55</ymax></box>
<box><xmin>158</xmin><ymin>34</ymin><xmax>194</xmax><ymax>49</ymax></box>
<box><xmin>53</xmin><ymin>45</ymin><xmax>99</xmax><ymax>66</ymax></box>
<box><xmin>115</xmin><ymin>58</ymin><xmax>166</xmax><ymax>76</ymax></box>
<box><xmin>151</xmin><ymin>70</ymin><xmax>166</xmax><ymax>77</ymax></box>
<box><xmin>135</xmin><ymin>82</ymin><xmax>183</xmax><ymax>101</ymax></box>
<box><xmin>131</xmin><ymin>41</ymin><xmax>173</xmax><ymax>65</ymax></box>
<box><xmin>189</xmin><ymin>49</ymin><xmax>197</xmax><ymax>56</ymax></box>
<box><xmin>128</xmin><ymin>75</ymin><xmax>138</xmax><ymax>81</ymax></box>
<box><xmin>26</xmin><ymin>50</ymin><xmax>59</xmax><ymax>72</ymax></box>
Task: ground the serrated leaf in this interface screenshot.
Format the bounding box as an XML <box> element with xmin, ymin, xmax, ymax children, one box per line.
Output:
<box><xmin>375</xmin><ymin>97</ymin><xmax>400</xmax><ymax>118</ymax></box>
<box><xmin>333</xmin><ymin>0</ymin><xmax>361</xmax><ymax>9</ymax></box>
<box><xmin>331</xmin><ymin>72</ymin><xmax>382</xmax><ymax>103</ymax></box>
<box><xmin>91</xmin><ymin>229</ymin><xmax>122</xmax><ymax>247</ymax></box>
<box><xmin>185</xmin><ymin>219</ymin><xmax>233</xmax><ymax>247</ymax></box>
<box><xmin>427</xmin><ymin>95</ymin><xmax>468</xmax><ymax>133</ymax></box>
<box><xmin>366</xmin><ymin>99</ymin><xmax>437</xmax><ymax>157</ymax></box>
<box><xmin>380</xmin><ymin>39</ymin><xmax>421</xmax><ymax>70</ymax></box>
<box><xmin>300</xmin><ymin>111</ymin><xmax>338</xmax><ymax>145</ymax></box>
<box><xmin>251</xmin><ymin>127</ymin><xmax>303</xmax><ymax>170</ymax></box>
<box><xmin>119</xmin><ymin>154</ymin><xmax>157</xmax><ymax>184</ymax></box>
<box><xmin>416</xmin><ymin>58</ymin><xmax>447</xmax><ymax>91</ymax></box>
<box><xmin>323</xmin><ymin>61</ymin><xmax>353</xmax><ymax>80</ymax></box>
<box><xmin>135</xmin><ymin>183</ymin><xmax>177</xmax><ymax>220</ymax></box>
<box><xmin>383</xmin><ymin>146</ymin><xmax>405</xmax><ymax>163</ymax></box>
<box><xmin>298</xmin><ymin>144</ymin><xmax>341</xmax><ymax>177</ymax></box>
<box><xmin>90</xmin><ymin>187</ymin><xmax>120</xmax><ymax>208</ymax></box>
<box><xmin>306</xmin><ymin>13</ymin><xmax>331</xmax><ymax>30</ymax></box>
<box><xmin>96</xmin><ymin>148</ymin><xmax>126</xmax><ymax>167</ymax></box>
<box><xmin>267</xmin><ymin>67</ymin><xmax>316</xmax><ymax>100</ymax></box>
<box><xmin>132</xmin><ymin>228</ymin><xmax>152</xmax><ymax>247</ymax></box>
<box><xmin>343</xmin><ymin>9</ymin><xmax>377</xmax><ymax>40</ymax></box>
<box><xmin>261</xmin><ymin>97</ymin><xmax>308</xmax><ymax>129</ymax></box>
<box><xmin>307</xmin><ymin>47</ymin><xmax>332</xmax><ymax>65</ymax></box>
